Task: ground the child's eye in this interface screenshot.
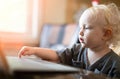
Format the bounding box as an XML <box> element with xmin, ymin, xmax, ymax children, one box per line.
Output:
<box><xmin>85</xmin><ymin>27</ymin><xmax>90</xmax><ymax>29</ymax></box>
<box><xmin>80</xmin><ymin>25</ymin><xmax>93</xmax><ymax>30</ymax></box>
<box><xmin>85</xmin><ymin>27</ymin><xmax>91</xmax><ymax>29</ymax></box>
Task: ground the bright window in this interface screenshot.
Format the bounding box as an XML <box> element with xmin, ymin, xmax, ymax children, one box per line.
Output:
<box><xmin>0</xmin><ymin>0</ymin><xmax>40</xmax><ymax>45</ymax></box>
<box><xmin>0</xmin><ymin>0</ymin><xmax>27</xmax><ymax>33</ymax></box>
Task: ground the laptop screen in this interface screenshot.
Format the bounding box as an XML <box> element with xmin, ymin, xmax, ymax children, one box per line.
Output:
<box><xmin>0</xmin><ymin>44</ymin><xmax>9</xmax><ymax>74</ymax></box>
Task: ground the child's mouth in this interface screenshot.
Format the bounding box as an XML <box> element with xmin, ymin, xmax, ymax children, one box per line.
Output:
<box><xmin>79</xmin><ymin>38</ymin><xmax>84</xmax><ymax>43</ymax></box>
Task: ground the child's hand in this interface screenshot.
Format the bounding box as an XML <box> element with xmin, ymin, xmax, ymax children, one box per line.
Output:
<box><xmin>18</xmin><ymin>46</ymin><xmax>35</xmax><ymax>58</ymax></box>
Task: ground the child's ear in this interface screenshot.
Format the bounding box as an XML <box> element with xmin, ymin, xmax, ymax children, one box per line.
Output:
<box><xmin>102</xmin><ymin>28</ymin><xmax>112</xmax><ymax>41</ymax></box>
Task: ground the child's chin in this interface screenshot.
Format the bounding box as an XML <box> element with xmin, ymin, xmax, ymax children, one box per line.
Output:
<box><xmin>81</xmin><ymin>43</ymin><xmax>86</xmax><ymax>48</ymax></box>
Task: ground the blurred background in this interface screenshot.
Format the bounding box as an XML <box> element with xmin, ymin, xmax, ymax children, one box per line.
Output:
<box><xmin>0</xmin><ymin>0</ymin><xmax>120</xmax><ymax>56</ymax></box>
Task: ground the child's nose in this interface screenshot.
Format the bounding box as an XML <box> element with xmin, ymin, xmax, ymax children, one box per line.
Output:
<box><xmin>79</xmin><ymin>29</ymin><xmax>84</xmax><ymax>36</ymax></box>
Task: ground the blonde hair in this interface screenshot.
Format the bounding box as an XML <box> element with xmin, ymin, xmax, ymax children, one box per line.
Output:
<box><xmin>87</xmin><ymin>3</ymin><xmax>120</xmax><ymax>48</ymax></box>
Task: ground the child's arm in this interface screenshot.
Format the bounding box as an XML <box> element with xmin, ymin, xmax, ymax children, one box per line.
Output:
<box><xmin>18</xmin><ymin>46</ymin><xmax>60</xmax><ymax>63</ymax></box>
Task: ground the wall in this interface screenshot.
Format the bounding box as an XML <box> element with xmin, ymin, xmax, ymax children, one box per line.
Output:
<box><xmin>43</xmin><ymin>0</ymin><xmax>67</xmax><ymax>24</ymax></box>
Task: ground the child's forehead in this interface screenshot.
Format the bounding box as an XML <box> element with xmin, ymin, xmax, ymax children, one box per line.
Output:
<box><xmin>79</xmin><ymin>9</ymin><xmax>94</xmax><ymax>23</ymax></box>
<box><xmin>79</xmin><ymin>8</ymin><xmax>107</xmax><ymax>26</ymax></box>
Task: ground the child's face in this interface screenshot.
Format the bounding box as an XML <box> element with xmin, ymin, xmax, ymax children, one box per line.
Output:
<box><xmin>79</xmin><ymin>10</ymin><xmax>106</xmax><ymax>48</ymax></box>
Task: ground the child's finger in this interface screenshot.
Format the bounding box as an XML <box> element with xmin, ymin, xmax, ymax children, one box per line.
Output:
<box><xmin>18</xmin><ymin>50</ymin><xmax>24</xmax><ymax>58</ymax></box>
<box><xmin>18</xmin><ymin>46</ymin><xmax>27</xmax><ymax>58</ymax></box>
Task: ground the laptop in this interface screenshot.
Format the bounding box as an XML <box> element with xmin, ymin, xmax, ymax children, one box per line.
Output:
<box><xmin>0</xmin><ymin>46</ymin><xmax>80</xmax><ymax>76</ymax></box>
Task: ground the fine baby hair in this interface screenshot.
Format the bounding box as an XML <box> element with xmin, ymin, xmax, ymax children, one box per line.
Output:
<box><xmin>84</xmin><ymin>3</ymin><xmax>120</xmax><ymax>48</ymax></box>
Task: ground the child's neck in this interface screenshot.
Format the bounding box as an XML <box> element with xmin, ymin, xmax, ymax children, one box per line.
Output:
<box><xmin>87</xmin><ymin>45</ymin><xmax>111</xmax><ymax>65</ymax></box>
